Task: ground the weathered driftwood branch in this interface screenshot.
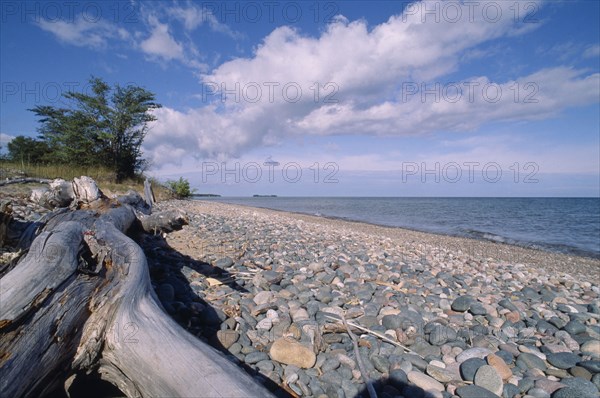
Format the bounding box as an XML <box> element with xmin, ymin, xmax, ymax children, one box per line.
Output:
<box><xmin>0</xmin><ymin>177</ymin><xmax>272</xmax><ymax>398</ymax></box>
<box><xmin>143</xmin><ymin>178</ymin><xmax>155</xmax><ymax>210</ymax></box>
<box><xmin>0</xmin><ymin>201</ymin><xmax>11</xmax><ymax>246</ymax></box>
<box><xmin>139</xmin><ymin>209</ymin><xmax>188</xmax><ymax>233</ymax></box>
<box><xmin>0</xmin><ymin>177</ymin><xmax>51</xmax><ymax>186</ymax></box>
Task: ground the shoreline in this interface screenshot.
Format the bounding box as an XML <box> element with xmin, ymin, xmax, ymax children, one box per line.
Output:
<box><xmin>189</xmin><ymin>199</ymin><xmax>600</xmax><ymax>282</ymax></box>
<box><xmin>196</xmin><ymin>197</ymin><xmax>600</xmax><ymax>262</ymax></box>
<box><xmin>150</xmin><ymin>198</ymin><xmax>600</xmax><ymax>397</ymax></box>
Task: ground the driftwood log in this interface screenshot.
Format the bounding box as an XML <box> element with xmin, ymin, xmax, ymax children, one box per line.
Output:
<box><xmin>0</xmin><ymin>177</ymin><xmax>273</xmax><ymax>397</ymax></box>
<box><xmin>0</xmin><ymin>177</ymin><xmax>51</xmax><ymax>186</ymax></box>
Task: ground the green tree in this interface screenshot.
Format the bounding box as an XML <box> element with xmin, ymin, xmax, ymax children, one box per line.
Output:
<box><xmin>30</xmin><ymin>77</ymin><xmax>161</xmax><ymax>181</ymax></box>
<box><xmin>166</xmin><ymin>177</ymin><xmax>196</xmax><ymax>199</ymax></box>
<box><xmin>7</xmin><ymin>136</ymin><xmax>50</xmax><ymax>164</ymax></box>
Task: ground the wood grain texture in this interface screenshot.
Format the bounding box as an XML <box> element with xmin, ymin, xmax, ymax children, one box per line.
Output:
<box><xmin>0</xmin><ymin>178</ymin><xmax>273</xmax><ymax>397</ymax></box>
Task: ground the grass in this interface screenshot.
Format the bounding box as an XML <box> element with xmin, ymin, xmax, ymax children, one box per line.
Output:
<box><xmin>0</xmin><ymin>160</ymin><xmax>173</xmax><ymax>202</ymax></box>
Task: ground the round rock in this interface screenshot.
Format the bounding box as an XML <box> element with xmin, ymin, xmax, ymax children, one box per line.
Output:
<box><xmin>269</xmin><ymin>338</ymin><xmax>316</xmax><ymax>369</ymax></box>
<box><xmin>546</xmin><ymin>352</ymin><xmax>581</xmax><ymax>369</ymax></box>
<box><xmin>460</xmin><ymin>358</ymin><xmax>487</xmax><ymax>382</ymax></box>
<box><xmin>581</xmin><ymin>340</ymin><xmax>600</xmax><ymax>357</ymax></box>
<box><xmin>452</xmin><ymin>295</ymin><xmax>475</xmax><ymax>312</ymax></box>
<box><xmin>555</xmin><ymin>377</ymin><xmax>599</xmax><ymax>398</ymax></box>
<box><xmin>407</xmin><ymin>371</ymin><xmax>444</xmax><ymax>392</ymax></box>
<box><xmin>516</xmin><ymin>352</ymin><xmax>547</xmax><ymax>371</ymax></box>
<box><xmin>456</xmin><ymin>385</ymin><xmax>502</xmax><ymax>398</ymax></box>
<box><xmin>578</xmin><ymin>360</ymin><xmax>600</xmax><ymax>373</ymax></box>
<box><xmin>474</xmin><ymin>365</ymin><xmax>503</xmax><ymax>396</ymax></box>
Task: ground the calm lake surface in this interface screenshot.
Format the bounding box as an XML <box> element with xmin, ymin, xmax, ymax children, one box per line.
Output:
<box><xmin>198</xmin><ymin>197</ymin><xmax>600</xmax><ymax>258</ymax></box>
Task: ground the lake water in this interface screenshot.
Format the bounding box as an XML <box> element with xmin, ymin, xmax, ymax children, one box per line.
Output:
<box><xmin>198</xmin><ymin>197</ymin><xmax>600</xmax><ymax>258</ymax></box>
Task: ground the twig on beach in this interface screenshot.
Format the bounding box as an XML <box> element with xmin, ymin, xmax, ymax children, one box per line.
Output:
<box><xmin>339</xmin><ymin>314</ymin><xmax>378</xmax><ymax>398</ymax></box>
<box><xmin>324</xmin><ymin>314</ymin><xmax>424</xmax><ymax>359</ymax></box>
<box><xmin>374</xmin><ymin>280</ymin><xmax>405</xmax><ymax>291</ymax></box>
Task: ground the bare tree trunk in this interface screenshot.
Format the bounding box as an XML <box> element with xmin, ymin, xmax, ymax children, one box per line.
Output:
<box><xmin>0</xmin><ymin>177</ymin><xmax>272</xmax><ymax>398</ymax></box>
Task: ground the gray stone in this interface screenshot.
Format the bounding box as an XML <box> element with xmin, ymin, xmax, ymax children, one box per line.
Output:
<box><xmin>563</xmin><ymin>320</ymin><xmax>586</xmax><ymax>335</ymax></box>
<box><xmin>460</xmin><ymin>358</ymin><xmax>487</xmax><ymax>382</ymax></box>
<box><xmin>214</xmin><ymin>257</ymin><xmax>234</xmax><ymax>268</ymax></box>
<box><xmin>358</xmin><ymin>315</ymin><xmax>379</xmax><ymax>328</ymax></box>
<box><xmin>411</xmin><ymin>340</ymin><xmax>442</xmax><ymax>358</ymax></box>
<box><xmin>528</xmin><ymin>388</ymin><xmax>551</xmax><ymax>398</ymax></box>
<box><xmin>474</xmin><ymin>365</ymin><xmax>503</xmax><ymax>396</ymax></box>
<box><xmin>521</xmin><ymin>286</ymin><xmax>540</xmax><ymax>299</ymax></box>
<box><xmin>320</xmin><ymin>370</ymin><xmax>343</xmax><ymax>386</ymax></box>
<box><xmin>549</xmin><ymin>317</ymin><xmax>567</xmax><ymax>329</ymax></box>
<box><xmin>592</xmin><ymin>373</ymin><xmax>600</xmax><ymax>392</ymax></box>
<box><xmin>216</xmin><ymin>330</ymin><xmax>239</xmax><ymax>349</ymax></box>
<box><xmin>570</xmin><ymin>366</ymin><xmax>593</xmax><ymax>380</ymax></box>
<box><xmin>263</xmin><ymin>270</ymin><xmax>283</xmax><ymax>284</ymax></box>
<box><xmin>341</xmin><ymin>379</ymin><xmax>358</xmax><ymax>397</ymax></box>
<box><xmin>457</xmin><ymin>347</ymin><xmax>493</xmax><ymax>363</ymax></box>
<box><xmin>519</xmin><ymin>378</ymin><xmax>536</xmax><ymax>393</ymax></box>
<box><xmin>452</xmin><ymin>295</ymin><xmax>475</xmax><ymax>312</ymax></box>
<box><xmin>556</xmin><ymin>377</ymin><xmax>599</xmax><ymax>398</ymax></box>
<box><xmin>503</xmin><ymin>383</ymin><xmax>520</xmax><ymax>398</ymax></box>
<box><xmin>578</xmin><ymin>360</ymin><xmax>600</xmax><ymax>373</ymax></box>
<box><xmin>245</xmin><ymin>351</ymin><xmax>269</xmax><ymax>364</ymax></box>
<box><xmin>322</xmin><ymin>358</ymin><xmax>340</xmax><ymax>372</ymax></box>
<box><xmin>426</xmin><ymin>364</ymin><xmax>456</xmax><ymax>383</ymax></box>
<box><xmin>470</xmin><ymin>303</ymin><xmax>488</xmax><ymax>316</ymax></box>
<box><xmin>581</xmin><ymin>340</ymin><xmax>600</xmax><ymax>357</ymax></box>
<box><xmin>407</xmin><ymin>370</ymin><xmax>445</xmax><ymax>392</ymax></box>
<box><xmin>382</xmin><ymin>314</ymin><xmax>403</xmax><ymax>329</ymax></box>
<box><xmin>388</xmin><ymin>369</ymin><xmax>408</xmax><ymax>390</ymax></box>
<box><xmin>253</xmin><ymin>291</ymin><xmax>273</xmax><ymax>305</ymax></box>
<box><xmin>255</xmin><ymin>360</ymin><xmax>274</xmax><ymax>374</ymax></box>
<box><xmin>552</xmin><ymin>387</ymin><xmax>596</xmax><ymax>398</ymax></box>
<box><xmin>546</xmin><ymin>352</ymin><xmax>581</xmax><ymax>369</ymax></box>
<box><xmin>456</xmin><ymin>385</ymin><xmax>501</xmax><ymax>398</ymax></box>
<box><xmin>516</xmin><ymin>352</ymin><xmax>547</xmax><ymax>371</ymax></box>
<box><xmin>430</xmin><ymin>325</ymin><xmax>457</xmax><ymax>346</ymax></box>
<box><xmin>495</xmin><ymin>350</ymin><xmax>515</xmax><ymax>365</ymax></box>
<box><xmin>371</xmin><ymin>355</ymin><xmax>390</xmax><ymax>373</ymax></box>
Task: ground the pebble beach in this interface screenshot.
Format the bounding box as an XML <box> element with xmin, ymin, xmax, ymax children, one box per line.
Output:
<box><xmin>145</xmin><ymin>199</ymin><xmax>600</xmax><ymax>398</ymax></box>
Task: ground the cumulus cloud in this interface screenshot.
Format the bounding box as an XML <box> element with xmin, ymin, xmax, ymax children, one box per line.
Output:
<box><xmin>143</xmin><ymin>0</ymin><xmax>599</xmax><ymax>167</ymax></box>
<box><xmin>139</xmin><ymin>16</ymin><xmax>185</xmax><ymax>61</ymax></box>
<box><xmin>37</xmin><ymin>17</ymin><xmax>129</xmax><ymax>49</ymax></box>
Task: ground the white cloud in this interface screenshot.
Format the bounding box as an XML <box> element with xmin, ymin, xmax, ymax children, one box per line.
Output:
<box><xmin>166</xmin><ymin>3</ymin><xmax>242</xmax><ymax>39</ymax></box>
<box><xmin>0</xmin><ymin>133</ymin><xmax>16</xmax><ymax>144</ymax></box>
<box><xmin>140</xmin><ymin>16</ymin><xmax>185</xmax><ymax>61</ymax></box>
<box><xmin>583</xmin><ymin>44</ymin><xmax>600</xmax><ymax>59</ymax></box>
<box><xmin>296</xmin><ymin>68</ymin><xmax>600</xmax><ymax>135</ymax></box>
<box><xmin>144</xmin><ymin>0</ymin><xmax>599</xmax><ymax>170</ymax></box>
<box><xmin>37</xmin><ymin>17</ymin><xmax>129</xmax><ymax>49</ymax></box>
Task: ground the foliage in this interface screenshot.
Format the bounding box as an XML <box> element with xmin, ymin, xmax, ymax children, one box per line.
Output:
<box><xmin>166</xmin><ymin>177</ymin><xmax>196</xmax><ymax>199</ymax></box>
<box><xmin>30</xmin><ymin>76</ymin><xmax>161</xmax><ymax>182</ymax></box>
<box><xmin>7</xmin><ymin>136</ymin><xmax>50</xmax><ymax>164</ymax></box>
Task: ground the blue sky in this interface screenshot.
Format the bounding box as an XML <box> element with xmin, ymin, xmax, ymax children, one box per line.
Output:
<box><xmin>1</xmin><ymin>0</ymin><xmax>599</xmax><ymax>196</ymax></box>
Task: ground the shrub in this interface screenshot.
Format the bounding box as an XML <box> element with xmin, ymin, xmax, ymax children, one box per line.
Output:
<box><xmin>166</xmin><ymin>177</ymin><xmax>195</xmax><ymax>199</ymax></box>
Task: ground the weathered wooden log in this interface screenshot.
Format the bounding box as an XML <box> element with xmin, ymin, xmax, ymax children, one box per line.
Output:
<box><xmin>0</xmin><ymin>179</ymin><xmax>273</xmax><ymax>398</ymax></box>
<box><xmin>117</xmin><ymin>190</ymin><xmax>151</xmax><ymax>215</ymax></box>
<box><xmin>143</xmin><ymin>178</ymin><xmax>155</xmax><ymax>210</ymax></box>
<box><xmin>0</xmin><ymin>177</ymin><xmax>51</xmax><ymax>186</ymax></box>
<box><xmin>72</xmin><ymin>176</ymin><xmax>103</xmax><ymax>203</ymax></box>
<box><xmin>139</xmin><ymin>209</ymin><xmax>188</xmax><ymax>233</ymax></box>
<box><xmin>0</xmin><ymin>201</ymin><xmax>11</xmax><ymax>246</ymax></box>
